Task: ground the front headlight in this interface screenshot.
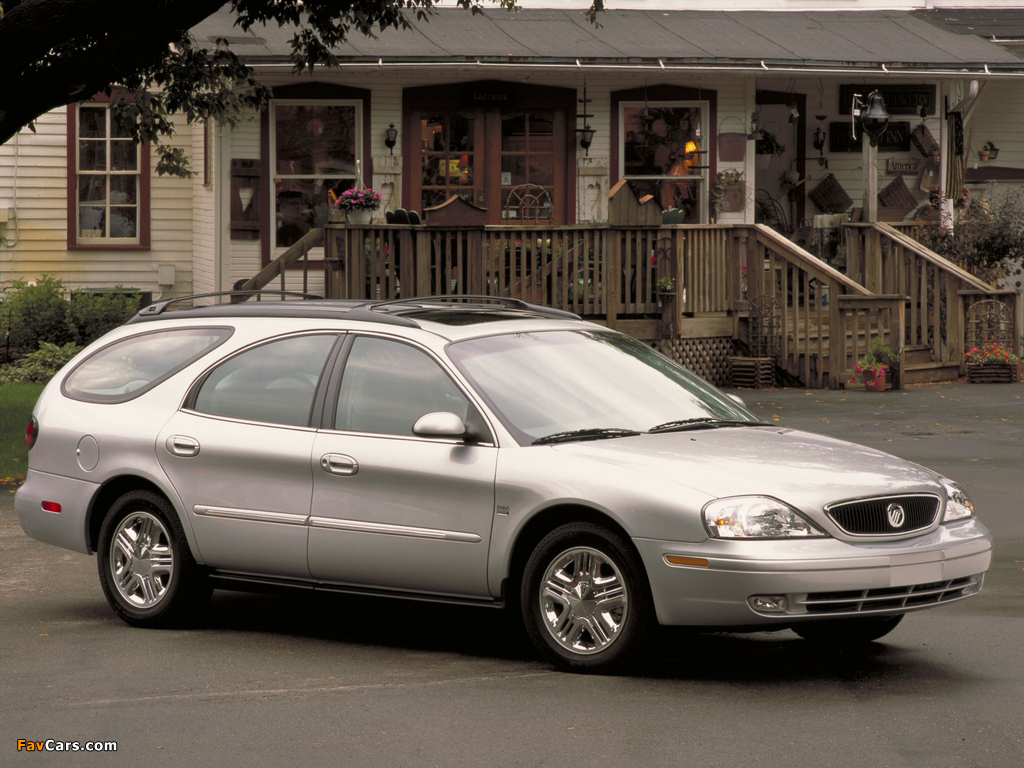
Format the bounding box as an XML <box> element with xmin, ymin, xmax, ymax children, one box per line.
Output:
<box><xmin>703</xmin><ymin>496</ymin><xmax>827</xmax><ymax>539</ymax></box>
<box><xmin>941</xmin><ymin>479</ymin><xmax>975</xmax><ymax>522</ymax></box>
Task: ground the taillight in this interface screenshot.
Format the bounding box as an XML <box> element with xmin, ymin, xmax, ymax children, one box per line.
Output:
<box><xmin>26</xmin><ymin>416</ymin><xmax>38</xmax><ymax>450</ymax></box>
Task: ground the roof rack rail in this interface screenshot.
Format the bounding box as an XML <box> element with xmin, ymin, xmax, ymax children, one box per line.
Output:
<box><xmin>135</xmin><ymin>290</ymin><xmax>322</xmax><ymax>318</ymax></box>
<box><xmin>364</xmin><ymin>295</ymin><xmax>581</xmax><ymax>320</ymax></box>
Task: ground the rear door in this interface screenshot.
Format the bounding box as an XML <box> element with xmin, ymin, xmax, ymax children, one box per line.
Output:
<box><xmin>157</xmin><ymin>333</ymin><xmax>341</xmax><ymax>577</ymax></box>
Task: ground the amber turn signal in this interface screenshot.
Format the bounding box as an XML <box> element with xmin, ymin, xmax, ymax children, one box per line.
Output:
<box><xmin>665</xmin><ymin>555</ymin><xmax>709</xmax><ymax>567</ymax></box>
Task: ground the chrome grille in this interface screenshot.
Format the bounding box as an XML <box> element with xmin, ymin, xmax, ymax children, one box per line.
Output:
<box><xmin>798</xmin><ymin>575</ymin><xmax>983</xmax><ymax>615</ymax></box>
<box><xmin>825</xmin><ymin>494</ymin><xmax>939</xmax><ymax>536</ymax></box>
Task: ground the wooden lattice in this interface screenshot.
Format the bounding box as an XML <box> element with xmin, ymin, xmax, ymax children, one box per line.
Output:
<box><xmin>747</xmin><ymin>295</ymin><xmax>781</xmax><ymax>359</ymax></box>
<box><xmin>652</xmin><ymin>336</ymin><xmax>735</xmax><ymax>386</ymax></box>
<box><xmin>503</xmin><ymin>184</ymin><xmax>553</xmax><ymax>224</ymax></box>
<box><xmin>966</xmin><ymin>300</ymin><xmax>1014</xmax><ymax>350</ymax></box>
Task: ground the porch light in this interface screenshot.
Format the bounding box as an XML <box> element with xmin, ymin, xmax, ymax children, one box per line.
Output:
<box><xmin>852</xmin><ymin>90</ymin><xmax>890</xmax><ymax>146</ymax></box>
<box><xmin>578</xmin><ymin>125</ymin><xmax>596</xmax><ymax>155</ymax></box>
<box><xmin>384</xmin><ymin>123</ymin><xmax>398</xmax><ymax>154</ymax></box>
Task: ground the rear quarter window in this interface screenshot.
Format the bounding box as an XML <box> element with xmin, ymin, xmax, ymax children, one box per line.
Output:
<box><xmin>62</xmin><ymin>327</ymin><xmax>233</xmax><ymax>403</ymax></box>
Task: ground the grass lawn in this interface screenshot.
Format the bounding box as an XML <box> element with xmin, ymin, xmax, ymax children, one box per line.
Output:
<box><xmin>0</xmin><ymin>382</ymin><xmax>45</xmax><ymax>483</ymax></box>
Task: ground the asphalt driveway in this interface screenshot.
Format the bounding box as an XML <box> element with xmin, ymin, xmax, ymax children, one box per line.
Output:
<box><xmin>1</xmin><ymin>381</ymin><xmax>1021</xmax><ymax>767</ymax></box>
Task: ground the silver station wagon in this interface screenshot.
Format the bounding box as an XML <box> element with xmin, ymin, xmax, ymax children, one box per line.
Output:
<box><xmin>17</xmin><ymin>295</ymin><xmax>992</xmax><ymax>671</ymax></box>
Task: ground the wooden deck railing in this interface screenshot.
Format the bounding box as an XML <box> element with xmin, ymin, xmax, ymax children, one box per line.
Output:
<box><xmin>845</xmin><ymin>222</ymin><xmax>997</xmax><ymax>373</ymax></box>
<box><xmin>321</xmin><ymin>222</ymin><xmax>896</xmax><ymax>388</ymax></box>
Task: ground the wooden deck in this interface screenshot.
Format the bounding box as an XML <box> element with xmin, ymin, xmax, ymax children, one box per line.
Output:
<box><xmin>238</xmin><ymin>220</ymin><xmax>1007</xmax><ymax>389</ymax></box>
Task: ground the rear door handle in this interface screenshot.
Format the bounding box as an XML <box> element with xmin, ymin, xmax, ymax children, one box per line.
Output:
<box><xmin>320</xmin><ymin>453</ymin><xmax>358</xmax><ymax>476</ymax></box>
<box><xmin>166</xmin><ymin>435</ymin><xmax>200</xmax><ymax>458</ymax></box>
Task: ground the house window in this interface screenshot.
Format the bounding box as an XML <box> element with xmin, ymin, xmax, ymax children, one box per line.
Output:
<box><xmin>270</xmin><ymin>101</ymin><xmax>360</xmax><ymax>249</ymax></box>
<box><xmin>68</xmin><ymin>103</ymin><xmax>150</xmax><ymax>248</ymax></box>
<box><xmin>620</xmin><ymin>102</ymin><xmax>708</xmax><ymax>224</ymax></box>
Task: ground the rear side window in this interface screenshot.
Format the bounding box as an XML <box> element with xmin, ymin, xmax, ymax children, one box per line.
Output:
<box><xmin>191</xmin><ymin>334</ymin><xmax>338</xmax><ymax>427</ymax></box>
<box><xmin>63</xmin><ymin>327</ymin><xmax>232</xmax><ymax>403</ymax></box>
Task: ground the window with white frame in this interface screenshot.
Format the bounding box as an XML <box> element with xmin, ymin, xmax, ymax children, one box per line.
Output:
<box><xmin>74</xmin><ymin>104</ymin><xmax>143</xmax><ymax>242</ymax></box>
<box><xmin>620</xmin><ymin>101</ymin><xmax>708</xmax><ymax>224</ymax></box>
<box><xmin>271</xmin><ymin>101</ymin><xmax>361</xmax><ymax>249</ymax></box>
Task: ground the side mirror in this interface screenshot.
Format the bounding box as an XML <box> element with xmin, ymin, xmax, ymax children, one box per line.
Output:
<box><xmin>412</xmin><ymin>411</ymin><xmax>468</xmax><ymax>439</ymax></box>
<box><xmin>727</xmin><ymin>393</ymin><xmax>747</xmax><ymax>409</ymax></box>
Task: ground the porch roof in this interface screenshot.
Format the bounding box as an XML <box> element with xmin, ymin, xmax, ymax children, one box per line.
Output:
<box><xmin>191</xmin><ymin>7</ymin><xmax>1024</xmax><ymax>76</ymax></box>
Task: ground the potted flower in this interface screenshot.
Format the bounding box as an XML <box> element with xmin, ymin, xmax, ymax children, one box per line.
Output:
<box><xmin>335</xmin><ymin>186</ymin><xmax>383</xmax><ymax>225</ymax></box>
<box><xmin>656</xmin><ymin>276</ymin><xmax>676</xmax><ymax>294</ymax></box>
<box><xmin>849</xmin><ymin>338</ymin><xmax>899</xmax><ymax>392</ymax></box>
<box><xmin>965</xmin><ymin>342</ymin><xmax>1020</xmax><ymax>383</ymax></box>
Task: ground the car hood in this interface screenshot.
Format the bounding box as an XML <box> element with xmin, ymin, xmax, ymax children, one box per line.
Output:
<box><xmin>549</xmin><ymin>426</ymin><xmax>942</xmax><ymax>513</ymax></box>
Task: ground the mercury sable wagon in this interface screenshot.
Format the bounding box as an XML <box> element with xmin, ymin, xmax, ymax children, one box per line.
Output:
<box><xmin>16</xmin><ymin>295</ymin><xmax>992</xmax><ymax>671</ymax></box>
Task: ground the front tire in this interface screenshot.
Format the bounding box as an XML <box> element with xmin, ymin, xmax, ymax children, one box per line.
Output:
<box><xmin>793</xmin><ymin>614</ymin><xmax>903</xmax><ymax>645</ymax></box>
<box><xmin>521</xmin><ymin>522</ymin><xmax>652</xmax><ymax>672</ymax></box>
<box><xmin>97</xmin><ymin>490</ymin><xmax>210</xmax><ymax>628</ymax></box>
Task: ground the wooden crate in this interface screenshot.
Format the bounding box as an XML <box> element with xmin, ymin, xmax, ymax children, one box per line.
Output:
<box><xmin>730</xmin><ymin>356</ymin><xmax>775</xmax><ymax>389</ymax></box>
<box><xmin>967</xmin><ymin>363</ymin><xmax>1019</xmax><ymax>383</ymax></box>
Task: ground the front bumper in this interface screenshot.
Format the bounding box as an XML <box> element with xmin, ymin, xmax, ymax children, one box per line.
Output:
<box><xmin>634</xmin><ymin>519</ymin><xmax>992</xmax><ymax>627</ymax></box>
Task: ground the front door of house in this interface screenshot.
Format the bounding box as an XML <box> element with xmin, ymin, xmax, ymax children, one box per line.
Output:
<box><xmin>404</xmin><ymin>81</ymin><xmax>573</xmax><ymax>224</ymax></box>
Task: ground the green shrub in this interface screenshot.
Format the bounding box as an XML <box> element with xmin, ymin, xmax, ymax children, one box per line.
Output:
<box><xmin>70</xmin><ymin>288</ymin><xmax>142</xmax><ymax>345</ymax></box>
<box><xmin>917</xmin><ymin>188</ymin><xmax>1024</xmax><ymax>284</ymax></box>
<box><xmin>0</xmin><ymin>342</ymin><xmax>82</xmax><ymax>384</ymax></box>
<box><xmin>2</xmin><ymin>275</ymin><xmax>74</xmax><ymax>352</ymax></box>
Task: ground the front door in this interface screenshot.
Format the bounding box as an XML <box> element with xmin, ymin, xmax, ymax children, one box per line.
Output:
<box><xmin>404</xmin><ymin>81</ymin><xmax>573</xmax><ymax>224</ymax></box>
<box><xmin>308</xmin><ymin>335</ymin><xmax>497</xmax><ymax>598</ymax></box>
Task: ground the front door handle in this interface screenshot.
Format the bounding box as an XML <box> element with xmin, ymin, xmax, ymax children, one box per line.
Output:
<box><xmin>166</xmin><ymin>435</ymin><xmax>200</xmax><ymax>458</ymax></box>
<box><xmin>320</xmin><ymin>453</ymin><xmax>358</xmax><ymax>476</ymax></box>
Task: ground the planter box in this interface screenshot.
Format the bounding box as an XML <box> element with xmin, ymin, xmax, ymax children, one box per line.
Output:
<box><xmin>967</xmin><ymin>362</ymin><xmax>1019</xmax><ymax>384</ymax></box>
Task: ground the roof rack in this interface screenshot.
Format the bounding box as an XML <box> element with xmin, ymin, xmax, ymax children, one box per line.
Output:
<box><xmin>134</xmin><ymin>290</ymin><xmax>322</xmax><ymax>318</ymax></box>
<box><xmin>364</xmin><ymin>295</ymin><xmax>581</xmax><ymax>320</ymax></box>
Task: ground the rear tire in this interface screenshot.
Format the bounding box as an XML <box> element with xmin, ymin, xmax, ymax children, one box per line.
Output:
<box><xmin>97</xmin><ymin>490</ymin><xmax>210</xmax><ymax>628</ymax></box>
<box><xmin>793</xmin><ymin>614</ymin><xmax>903</xmax><ymax>645</ymax></box>
<box><xmin>521</xmin><ymin>522</ymin><xmax>652</xmax><ymax>672</ymax></box>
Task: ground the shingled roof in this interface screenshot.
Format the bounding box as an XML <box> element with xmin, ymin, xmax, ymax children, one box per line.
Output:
<box><xmin>191</xmin><ymin>7</ymin><xmax>1024</xmax><ymax>75</ymax></box>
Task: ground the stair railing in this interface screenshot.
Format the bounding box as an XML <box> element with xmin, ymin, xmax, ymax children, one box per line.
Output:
<box><xmin>233</xmin><ymin>227</ymin><xmax>325</xmax><ymax>301</ymax></box>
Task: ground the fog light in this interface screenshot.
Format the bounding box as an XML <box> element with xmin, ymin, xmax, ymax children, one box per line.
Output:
<box><xmin>749</xmin><ymin>595</ymin><xmax>788</xmax><ymax>613</ymax></box>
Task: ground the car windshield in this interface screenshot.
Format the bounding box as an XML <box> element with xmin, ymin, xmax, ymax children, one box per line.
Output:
<box><xmin>447</xmin><ymin>330</ymin><xmax>756</xmax><ymax>444</ymax></box>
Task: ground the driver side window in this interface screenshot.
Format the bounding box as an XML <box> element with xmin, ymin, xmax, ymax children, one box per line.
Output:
<box><xmin>335</xmin><ymin>337</ymin><xmax>471</xmax><ymax>436</ymax></box>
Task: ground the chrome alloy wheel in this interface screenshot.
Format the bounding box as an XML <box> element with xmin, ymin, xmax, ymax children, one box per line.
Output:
<box><xmin>109</xmin><ymin>511</ymin><xmax>174</xmax><ymax>609</ymax></box>
<box><xmin>538</xmin><ymin>546</ymin><xmax>629</xmax><ymax>655</ymax></box>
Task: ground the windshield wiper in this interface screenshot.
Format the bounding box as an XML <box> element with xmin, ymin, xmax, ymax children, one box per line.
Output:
<box><xmin>533</xmin><ymin>427</ymin><xmax>641</xmax><ymax>446</ymax></box>
<box><xmin>648</xmin><ymin>417</ymin><xmax>775</xmax><ymax>434</ymax></box>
